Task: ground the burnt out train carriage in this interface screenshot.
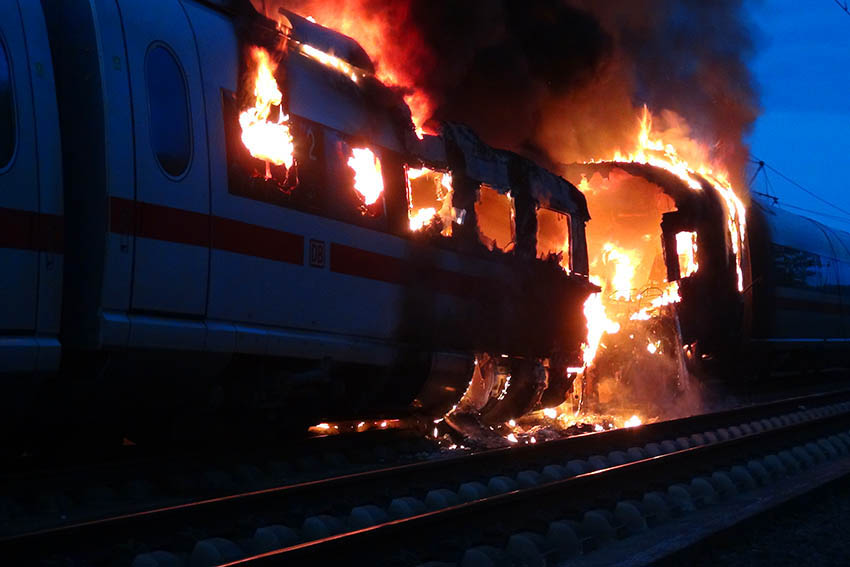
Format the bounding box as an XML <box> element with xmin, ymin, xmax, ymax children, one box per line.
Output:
<box><xmin>0</xmin><ymin>0</ymin><xmax>595</xmax><ymax>440</ymax></box>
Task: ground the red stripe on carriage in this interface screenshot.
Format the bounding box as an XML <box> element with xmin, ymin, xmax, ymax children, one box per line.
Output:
<box><xmin>212</xmin><ymin>216</ymin><xmax>303</xmax><ymax>265</ymax></box>
<box><xmin>109</xmin><ymin>197</ymin><xmax>303</xmax><ymax>265</ymax></box>
<box><xmin>107</xmin><ymin>198</ymin><xmax>479</xmax><ymax>294</ymax></box>
<box><xmin>0</xmin><ymin>207</ymin><xmax>63</xmax><ymax>253</ymax></box>
<box><xmin>330</xmin><ymin>243</ymin><xmax>406</xmax><ymax>284</ymax></box>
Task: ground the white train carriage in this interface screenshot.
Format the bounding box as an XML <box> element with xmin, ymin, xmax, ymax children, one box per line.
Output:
<box><xmin>0</xmin><ymin>0</ymin><xmax>63</xmax><ymax>378</ymax></box>
<box><xmin>2</xmin><ymin>0</ymin><xmax>595</xmax><ymax>441</ymax></box>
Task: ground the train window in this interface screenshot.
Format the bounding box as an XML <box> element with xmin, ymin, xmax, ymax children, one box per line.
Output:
<box><xmin>475</xmin><ymin>184</ymin><xmax>514</xmax><ymax>251</ymax></box>
<box><xmin>406</xmin><ymin>166</ymin><xmax>455</xmax><ymax>236</ymax></box>
<box><xmin>0</xmin><ymin>36</ymin><xmax>14</xmax><ymax>170</ymax></box>
<box><xmin>324</xmin><ymin>131</ymin><xmax>387</xmax><ymax>226</ymax></box>
<box><xmin>145</xmin><ymin>44</ymin><xmax>191</xmax><ymax>178</ymax></box>
<box><xmin>537</xmin><ymin>208</ymin><xmax>570</xmax><ymax>271</ymax></box>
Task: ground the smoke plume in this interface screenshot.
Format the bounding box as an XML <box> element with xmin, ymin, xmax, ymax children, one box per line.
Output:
<box><xmin>279</xmin><ymin>0</ymin><xmax>759</xmax><ymax>183</ymax></box>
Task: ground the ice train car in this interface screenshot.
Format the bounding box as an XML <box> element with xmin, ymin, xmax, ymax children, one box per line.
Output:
<box><xmin>0</xmin><ymin>0</ymin><xmax>595</xmax><ymax>443</ymax></box>
<box><xmin>747</xmin><ymin>199</ymin><xmax>850</xmax><ymax>372</ymax></box>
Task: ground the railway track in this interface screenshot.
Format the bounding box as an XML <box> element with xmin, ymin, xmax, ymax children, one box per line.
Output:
<box><xmin>0</xmin><ymin>427</ymin><xmax>433</xmax><ymax>543</ymax></box>
<box><xmin>6</xmin><ymin>390</ymin><xmax>850</xmax><ymax>566</ymax></box>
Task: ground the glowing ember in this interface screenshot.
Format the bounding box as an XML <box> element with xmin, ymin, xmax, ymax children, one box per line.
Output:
<box><xmin>506</xmin><ymin>433</ymin><xmax>518</xmax><ymax>444</ymax></box>
<box><xmin>542</xmin><ymin>407</ymin><xmax>558</xmax><ymax>419</ymax></box>
<box><xmin>646</xmin><ymin>341</ymin><xmax>659</xmax><ymax>354</ymax></box>
<box><xmin>239</xmin><ymin>47</ymin><xmax>295</xmax><ymax>176</ymax></box>
<box><xmin>624</xmin><ymin>415</ymin><xmax>642</xmax><ymax>428</ymax></box>
<box><xmin>347</xmin><ymin>147</ymin><xmax>384</xmax><ymax>206</ymax></box>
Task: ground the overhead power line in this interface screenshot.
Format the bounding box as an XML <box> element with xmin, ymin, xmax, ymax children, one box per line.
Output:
<box><xmin>749</xmin><ymin>156</ymin><xmax>850</xmax><ymax>218</ymax></box>
<box><xmin>779</xmin><ymin>203</ymin><xmax>850</xmax><ymax>226</ymax></box>
<box><xmin>835</xmin><ymin>0</ymin><xmax>850</xmax><ymax>16</ymax></box>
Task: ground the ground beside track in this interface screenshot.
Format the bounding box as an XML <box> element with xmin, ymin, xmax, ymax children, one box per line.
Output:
<box><xmin>665</xmin><ymin>473</ymin><xmax>850</xmax><ymax>566</ymax></box>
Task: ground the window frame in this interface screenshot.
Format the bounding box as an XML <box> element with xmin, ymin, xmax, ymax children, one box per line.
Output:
<box><xmin>144</xmin><ymin>41</ymin><xmax>193</xmax><ymax>181</ymax></box>
<box><xmin>536</xmin><ymin>205</ymin><xmax>572</xmax><ymax>271</ymax></box>
<box><xmin>0</xmin><ymin>31</ymin><xmax>17</xmax><ymax>174</ymax></box>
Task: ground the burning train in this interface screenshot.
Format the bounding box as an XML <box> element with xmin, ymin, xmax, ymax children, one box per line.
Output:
<box><xmin>0</xmin><ymin>0</ymin><xmax>846</xmax><ymax>443</ymax></box>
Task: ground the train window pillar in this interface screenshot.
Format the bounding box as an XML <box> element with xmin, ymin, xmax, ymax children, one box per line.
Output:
<box><xmin>145</xmin><ymin>44</ymin><xmax>192</xmax><ymax>178</ymax></box>
<box><xmin>0</xmin><ymin>34</ymin><xmax>14</xmax><ymax>169</ymax></box>
<box><xmin>536</xmin><ymin>207</ymin><xmax>571</xmax><ymax>272</ymax></box>
<box><xmin>475</xmin><ymin>184</ymin><xmax>515</xmax><ymax>252</ymax></box>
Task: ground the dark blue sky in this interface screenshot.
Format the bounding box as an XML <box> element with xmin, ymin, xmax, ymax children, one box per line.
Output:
<box><xmin>747</xmin><ymin>1</ymin><xmax>850</xmax><ymax>226</ymax></box>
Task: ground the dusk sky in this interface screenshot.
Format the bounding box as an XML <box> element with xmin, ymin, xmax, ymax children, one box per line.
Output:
<box><xmin>746</xmin><ymin>0</ymin><xmax>850</xmax><ymax>226</ymax></box>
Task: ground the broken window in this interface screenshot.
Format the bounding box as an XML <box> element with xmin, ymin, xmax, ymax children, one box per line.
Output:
<box><xmin>536</xmin><ymin>208</ymin><xmax>571</xmax><ymax>271</ymax></box>
<box><xmin>475</xmin><ymin>184</ymin><xmax>514</xmax><ymax>251</ymax></box>
<box><xmin>406</xmin><ymin>166</ymin><xmax>455</xmax><ymax>236</ymax></box>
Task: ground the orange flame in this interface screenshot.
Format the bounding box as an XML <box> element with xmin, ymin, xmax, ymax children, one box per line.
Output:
<box><xmin>606</xmin><ymin>107</ymin><xmax>746</xmax><ymax>291</ymax></box>
<box><xmin>290</xmin><ymin>5</ymin><xmax>434</xmax><ymax>133</ymax></box>
<box><xmin>601</xmin><ymin>243</ymin><xmax>637</xmax><ymax>301</ymax></box>
<box><xmin>676</xmin><ymin>230</ymin><xmax>699</xmax><ymax>278</ymax></box>
<box><xmin>406</xmin><ymin>166</ymin><xmax>456</xmax><ymax>234</ymax></box>
<box><xmin>239</xmin><ymin>47</ymin><xmax>295</xmax><ymax>175</ymax></box>
<box><xmin>300</xmin><ymin>43</ymin><xmax>360</xmax><ymax>83</ymax></box>
<box><xmin>581</xmin><ymin>287</ymin><xmax>621</xmax><ymax>367</ymax></box>
<box><xmin>347</xmin><ymin>147</ymin><xmax>384</xmax><ymax>206</ymax></box>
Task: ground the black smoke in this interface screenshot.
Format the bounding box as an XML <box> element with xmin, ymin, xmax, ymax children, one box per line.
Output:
<box><xmin>280</xmin><ymin>0</ymin><xmax>759</xmax><ymax>182</ymax></box>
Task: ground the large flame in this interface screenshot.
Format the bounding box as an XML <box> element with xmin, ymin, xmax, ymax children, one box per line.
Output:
<box><xmin>347</xmin><ymin>147</ymin><xmax>384</xmax><ymax>206</ymax></box>
<box><xmin>581</xmin><ymin>286</ymin><xmax>621</xmax><ymax>367</ymax></box>
<box><xmin>239</xmin><ymin>47</ymin><xmax>295</xmax><ymax>176</ymax></box>
<box><xmin>291</xmin><ymin>6</ymin><xmax>433</xmax><ymax>133</ymax></box>
<box><xmin>609</xmin><ymin>107</ymin><xmax>746</xmax><ymax>291</ymax></box>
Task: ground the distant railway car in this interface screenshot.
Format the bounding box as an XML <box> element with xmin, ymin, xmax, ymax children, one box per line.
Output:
<box><xmin>0</xmin><ymin>0</ymin><xmax>595</xmax><ymax>443</ymax></box>
<box><xmin>747</xmin><ymin>199</ymin><xmax>850</xmax><ymax>370</ymax></box>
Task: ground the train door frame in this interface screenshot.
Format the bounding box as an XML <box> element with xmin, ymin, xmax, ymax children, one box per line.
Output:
<box><xmin>0</xmin><ymin>0</ymin><xmax>62</xmax><ymax>374</ymax></box>
<box><xmin>116</xmin><ymin>0</ymin><xmax>211</xmax><ymax>322</ymax></box>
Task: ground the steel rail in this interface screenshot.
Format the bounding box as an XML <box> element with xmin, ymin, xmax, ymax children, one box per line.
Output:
<box><xmin>233</xmin><ymin>405</ymin><xmax>850</xmax><ymax>566</ymax></box>
<box><xmin>4</xmin><ymin>389</ymin><xmax>850</xmax><ymax>563</ymax></box>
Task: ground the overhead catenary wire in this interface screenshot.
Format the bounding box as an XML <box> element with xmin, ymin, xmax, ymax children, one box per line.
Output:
<box><xmin>749</xmin><ymin>156</ymin><xmax>850</xmax><ymax>218</ymax></box>
<box><xmin>834</xmin><ymin>0</ymin><xmax>850</xmax><ymax>16</ymax></box>
<box><xmin>777</xmin><ymin>203</ymin><xmax>850</xmax><ymax>226</ymax></box>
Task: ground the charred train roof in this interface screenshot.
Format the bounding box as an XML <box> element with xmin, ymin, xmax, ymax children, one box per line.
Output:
<box><xmin>200</xmin><ymin>0</ymin><xmax>375</xmax><ymax>73</ymax></box>
<box><xmin>441</xmin><ymin>124</ymin><xmax>590</xmax><ymax>221</ymax></box>
<box><xmin>562</xmin><ymin>161</ymin><xmax>709</xmax><ymax>211</ymax></box>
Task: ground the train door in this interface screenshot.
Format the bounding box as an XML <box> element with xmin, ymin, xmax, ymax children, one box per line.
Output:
<box><xmin>0</xmin><ymin>0</ymin><xmax>62</xmax><ymax>372</ymax></box>
<box><xmin>117</xmin><ymin>0</ymin><xmax>210</xmax><ymax>317</ymax></box>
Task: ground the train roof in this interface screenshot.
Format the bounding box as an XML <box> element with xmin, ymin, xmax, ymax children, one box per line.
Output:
<box><xmin>753</xmin><ymin>197</ymin><xmax>850</xmax><ymax>261</ymax></box>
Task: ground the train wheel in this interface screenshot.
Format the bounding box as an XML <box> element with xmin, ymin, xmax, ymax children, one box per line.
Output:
<box><xmin>410</xmin><ymin>352</ymin><xmax>475</xmax><ymax>418</ymax></box>
<box><xmin>539</xmin><ymin>357</ymin><xmax>576</xmax><ymax>409</ymax></box>
<box><xmin>479</xmin><ymin>355</ymin><xmax>547</xmax><ymax>424</ymax></box>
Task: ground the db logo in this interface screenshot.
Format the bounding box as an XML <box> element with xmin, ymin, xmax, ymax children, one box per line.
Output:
<box><xmin>309</xmin><ymin>239</ymin><xmax>326</xmax><ymax>268</ymax></box>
